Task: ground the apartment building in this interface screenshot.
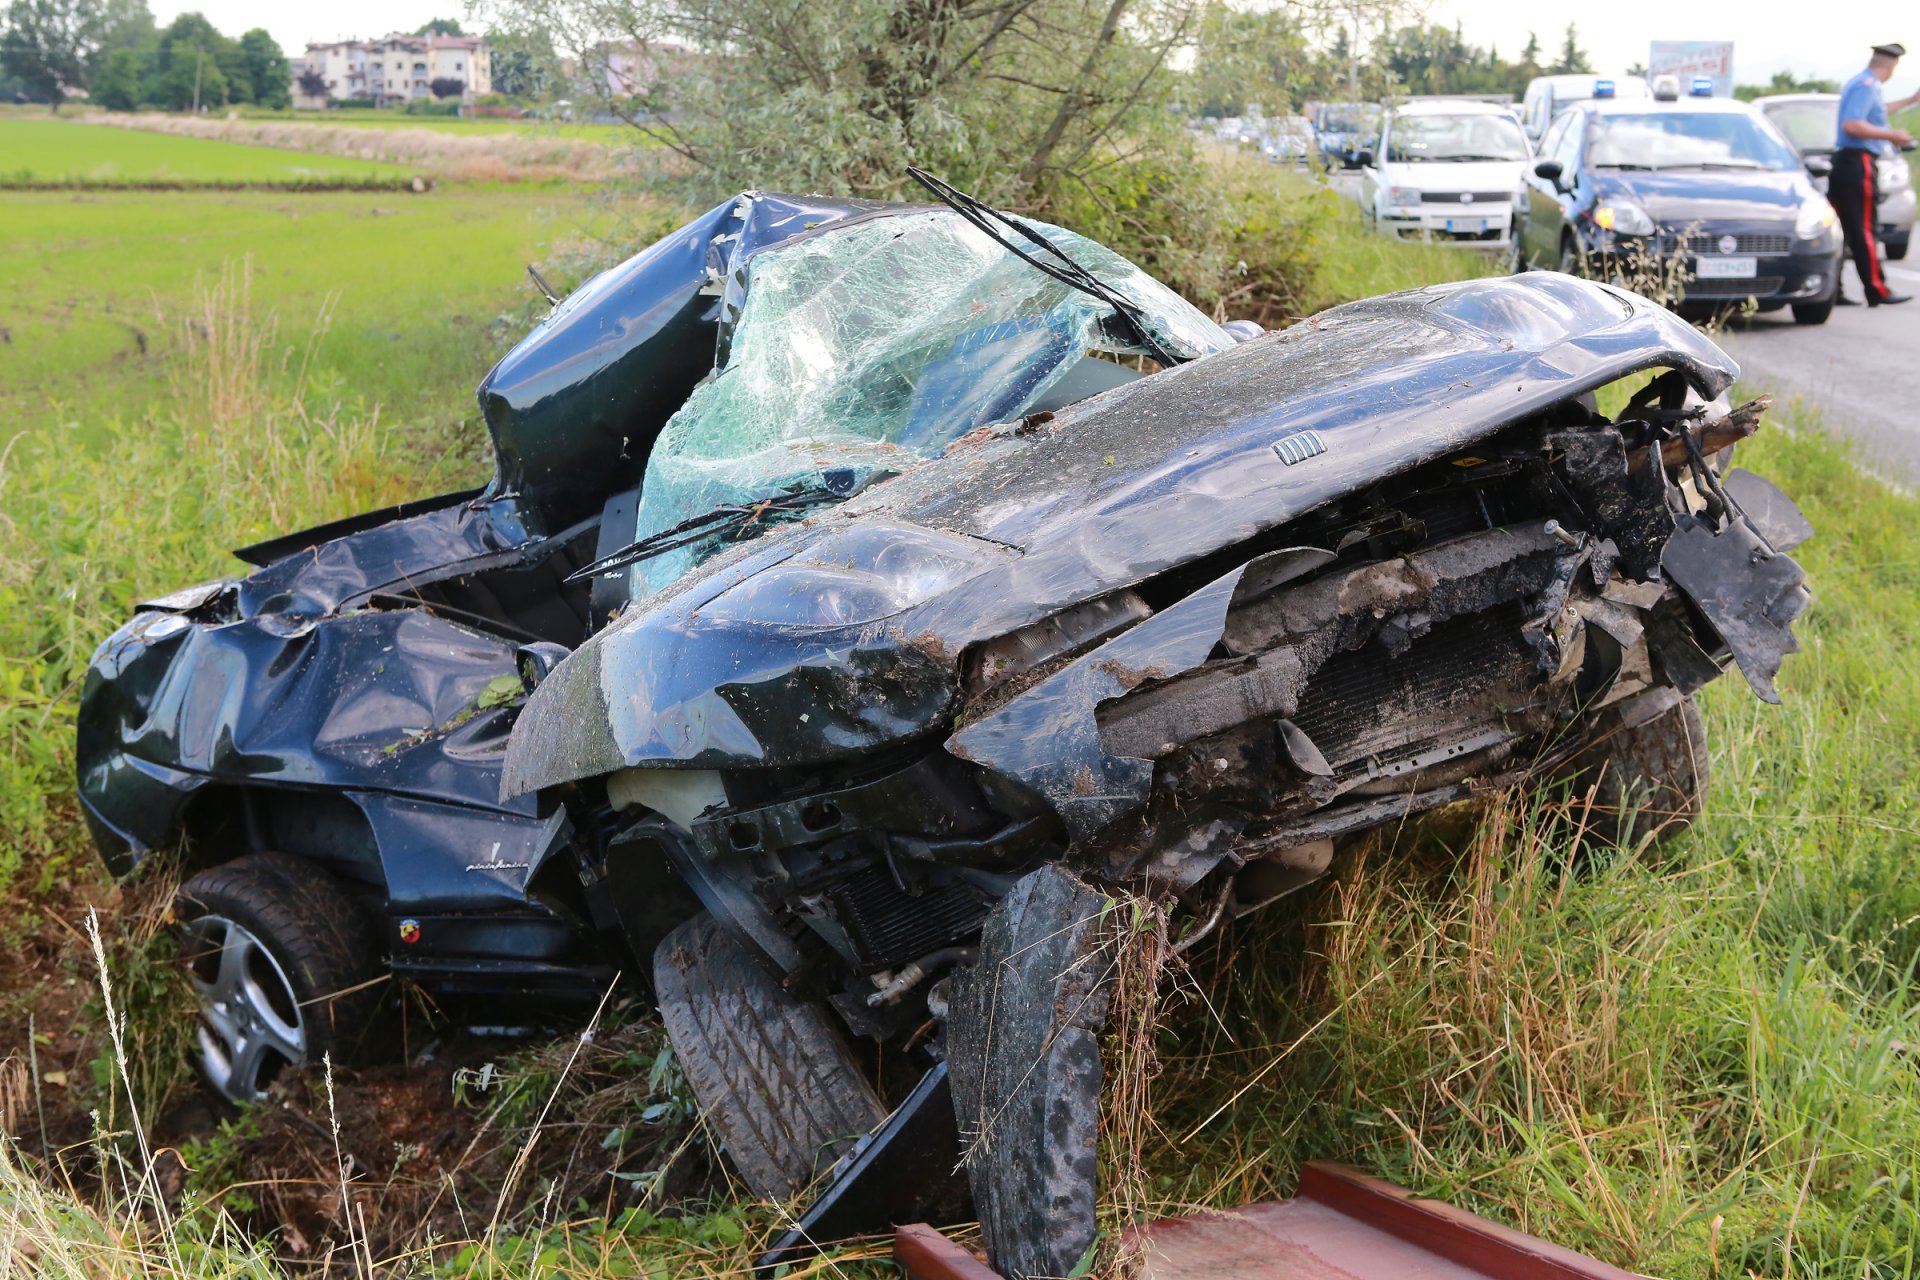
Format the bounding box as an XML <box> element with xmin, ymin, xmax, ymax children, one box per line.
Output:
<box><xmin>293</xmin><ymin>33</ymin><xmax>492</xmax><ymax>108</ymax></box>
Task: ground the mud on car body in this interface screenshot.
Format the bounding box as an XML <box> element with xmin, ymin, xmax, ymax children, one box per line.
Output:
<box><xmin>79</xmin><ymin>182</ymin><xmax>1811</xmax><ymax>1277</ymax></box>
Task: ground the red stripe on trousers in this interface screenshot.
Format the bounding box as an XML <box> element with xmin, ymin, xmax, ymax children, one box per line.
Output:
<box><xmin>1864</xmin><ymin>154</ymin><xmax>1888</xmax><ymax>297</ymax></box>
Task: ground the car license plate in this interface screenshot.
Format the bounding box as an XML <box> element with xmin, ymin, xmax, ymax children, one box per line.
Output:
<box><xmin>1695</xmin><ymin>256</ymin><xmax>1757</xmax><ymax>279</ymax></box>
<box><xmin>1444</xmin><ymin>218</ymin><xmax>1488</xmax><ymax>233</ymax></box>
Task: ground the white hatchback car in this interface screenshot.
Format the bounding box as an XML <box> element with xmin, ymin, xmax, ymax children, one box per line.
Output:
<box><xmin>1360</xmin><ymin>100</ymin><xmax>1533</xmax><ymax>251</ymax></box>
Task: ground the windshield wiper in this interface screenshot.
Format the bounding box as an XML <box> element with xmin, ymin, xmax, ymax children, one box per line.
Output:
<box><xmin>1685</xmin><ymin>161</ymin><xmax>1767</xmax><ymax>170</ymax></box>
<box><xmin>567</xmin><ymin>480</ymin><xmax>865</xmax><ymax>582</ymax></box>
<box><xmin>1438</xmin><ymin>153</ymin><xmax>1523</xmax><ymax>162</ymax></box>
<box><xmin>906</xmin><ymin>166</ymin><xmax>1183</xmax><ymax>366</ymax></box>
<box><xmin>1596</xmin><ymin>162</ymin><xmax>1662</xmax><ymax>170</ymax></box>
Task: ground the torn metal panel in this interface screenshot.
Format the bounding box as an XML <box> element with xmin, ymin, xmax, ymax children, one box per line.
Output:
<box><xmin>476</xmin><ymin>194</ymin><xmax>894</xmax><ymax>535</ymax></box>
<box><xmin>946</xmin><ymin>562</ymin><xmax>1252</xmax><ymax>841</ymax></box>
<box><xmin>1720</xmin><ymin>467</ymin><xmax>1815</xmax><ymax>551</ymax></box>
<box><xmin>1661</xmin><ymin>511</ymin><xmax>1810</xmax><ymax>703</ymax></box>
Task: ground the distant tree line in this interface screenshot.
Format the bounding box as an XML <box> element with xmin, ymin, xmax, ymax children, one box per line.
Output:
<box><xmin>0</xmin><ymin>0</ymin><xmax>289</xmax><ymax>111</ymax></box>
<box><xmin>1189</xmin><ymin>5</ymin><xmax>1598</xmax><ymax>117</ymax></box>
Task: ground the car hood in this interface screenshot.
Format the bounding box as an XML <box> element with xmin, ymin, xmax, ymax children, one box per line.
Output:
<box><xmin>1596</xmin><ymin>168</ymin><xmax>1813</xmax><ymax>225</ymax></box>
<box><xmin>501</xmin><ymin>272</ymin><xmax>1738</xmax><ymax>796</ymax></box>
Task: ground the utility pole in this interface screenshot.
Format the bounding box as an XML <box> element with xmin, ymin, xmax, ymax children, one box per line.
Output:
<box><xmin>192</xmin><ymin>49</ymin><xmax>204</xmax><ymax>113</ymax></box>
<box><xmin>1346</xmin><ymin>1</ymin><xmax>1361</xmax><ymax>96</ymax></box>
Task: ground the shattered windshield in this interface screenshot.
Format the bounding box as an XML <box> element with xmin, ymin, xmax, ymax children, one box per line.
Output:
<box><xmin>625</xmin><ymin>207</ymin><xmax>1230</xmax><ymax>597</ymax></box>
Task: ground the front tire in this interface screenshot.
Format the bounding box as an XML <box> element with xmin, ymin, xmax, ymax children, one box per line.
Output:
<box><xmin>1792</xmin><ymin>298</ymin><xmax>1834</xmax><ymax>325</ymax></box>
<box><xmin>1560</xmin><ymin>695</ymin><xmax>1710</xmax><ymax>851</ymax></box>
<box><xmin>175</xmin><ymin>853</ymin><xmax>384</xmax><ymax>1102</ymax></box>
<box><xmin>654</xmin><ymin>915</ymin><xmax>886</xmax><ymax>1199</ymax></box>
<box><xmin>1886</xmin><ymin>233</ymin><xmax>1909</xmax><ymax>261</ymax></box>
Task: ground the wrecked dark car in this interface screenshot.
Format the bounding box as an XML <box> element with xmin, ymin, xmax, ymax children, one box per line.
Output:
<box><xmin>79</xmin><ymin>177</ymin><xmax>1811</xmax><ymax>1278</ymax></box>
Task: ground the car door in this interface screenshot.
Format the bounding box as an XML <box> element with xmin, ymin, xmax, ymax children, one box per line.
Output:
<box><xmin>1535</xmin><ymin>111</ymin><xmax>1587</xmax><ymax>266</ymax></box>
<box><xmin>1522</xmin><ymin>113</ymin><xmax>1570</xmax><ymax>265</ymax></box>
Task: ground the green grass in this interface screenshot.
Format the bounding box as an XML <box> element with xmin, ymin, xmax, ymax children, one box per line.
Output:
<box><xmin>0</xmin><ymin>117</ymin><xmax>418</xmax><ymax>185</ymax></box>
<box><xmin>0</xmin><ymin>187</ymin><xmax>608</xmax><ymax>430</ymax></box>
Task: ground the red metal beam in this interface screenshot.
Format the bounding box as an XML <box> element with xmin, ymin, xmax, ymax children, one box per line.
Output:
<box><xmin>1293</xmin><ymin>1162</ymin><xmax>1646</xmax><ymax>1280</ymax></box>
<box><xmin>895</xmin><ymin>1223</ymin><xmax>1002</xmax><ymax>1280</ymax></box>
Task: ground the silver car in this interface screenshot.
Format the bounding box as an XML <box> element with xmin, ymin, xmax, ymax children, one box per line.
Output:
<box><xmin>1756</xmin><ymin>92</ymin><xmax>1915</xmax><ymax>260</ymax></box>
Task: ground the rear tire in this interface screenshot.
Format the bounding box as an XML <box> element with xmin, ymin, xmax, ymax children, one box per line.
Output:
<box><xmin>1792</xmin><ymin>298</ymin><xmax>1834</xmax><ymax>325</ymax></box>
<box><xmin>175</xmin><ymin>853</ymin><xmax>384</xmax><ymax>1102</ymax></box>
<box><xmin>1560</xmin><ymin>695</ymin><xmax>1710</xmax><ymax>851</ymax></box>
<box><xmin>654</xmin><ymin>915</ymin><xmax>886</xmax><ymax>1199</ymax></box>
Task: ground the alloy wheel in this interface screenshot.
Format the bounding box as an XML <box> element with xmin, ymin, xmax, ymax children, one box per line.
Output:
<box><xmin>180</xmin><ymin>914</ymin><xmax>308</xmax><ymax>1102</ymax></box>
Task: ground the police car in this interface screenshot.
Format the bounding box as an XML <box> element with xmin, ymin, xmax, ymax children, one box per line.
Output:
<box><xmin>1514</xmin><ymin>76</ymin><xmax>1845</xmax><ymax>323</ymax></box>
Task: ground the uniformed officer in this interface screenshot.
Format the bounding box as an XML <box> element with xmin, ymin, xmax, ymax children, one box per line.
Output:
<box><xmin>1833</xmin><ymin>43</ymin><xmax>1920</xmax><ymax>306</ymax></box>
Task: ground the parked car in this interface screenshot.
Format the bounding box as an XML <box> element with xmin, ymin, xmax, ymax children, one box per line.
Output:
<box><xmin>1515</xmin><ymin>92</ymin><xmax>1845</xmax><ymax>323</ymax></box>
<box><xmin>1521</xmin><ymin>72</ymin><xmax>1651</xmax><ymax>144</ymax></box>
<box><xmin>1359</xmin><ymin>99</ymin><xmax>1532</xmax><ymax>249</ymax></box>
<box><xmin>83</xmin><ymin>176</ymin><xmax>1812</xmax><ymax>1280</ymax></box>
<box><xmin>1318</xmin><ymin>102</ymin><xmax>1382</xmax><ymax>167</ymax></box>
<box><xmin>1262</xmin><ymin>115</ymin><xmax>1316</xmax><ymax>163</ymax></box>
<box><xmin>1755</xmin><ymin>91</ymin><xmax>1915</xmax><ymax>260</ymax></box>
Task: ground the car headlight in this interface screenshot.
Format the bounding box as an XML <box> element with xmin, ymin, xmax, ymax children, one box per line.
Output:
<box><xmin>699</xmin><ymin>523</ymin><xmax>1013</xmax><ymax>629</ymax></box>
<box><xmin>1593</xmin><ymin>201</ymin><xmax>1656</xmax><ymax>237</ymax></box>
<box><xmin>1878</xmin><ymin>154</ymin><xmax>1910</xmax><ymax>195</ymax></box>
<box><xmin>1385</xmin><ymin>185</ymin><xmax>1422</xmax><ymax>208</ymax></box>
<box><xmin>1795</xmin><ymin>197</ymin><xmax>1839</xmax><ymax>243</ymax></box>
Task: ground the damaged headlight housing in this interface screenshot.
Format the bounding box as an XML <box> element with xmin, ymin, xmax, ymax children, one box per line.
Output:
<box><xmin>1593</xmin><ymin>201</ymin><xmax>1656</xmax><ymax>237</ymax></box>
<box><xmin>699</xmin><ymin>522</ymin><xmax>1013</xmax><ymax>629</ymax></box>
<box><xmin>1795</xmin><ymin>197</ymin><xmax>1840</xmax><ymax>246</ymax></box>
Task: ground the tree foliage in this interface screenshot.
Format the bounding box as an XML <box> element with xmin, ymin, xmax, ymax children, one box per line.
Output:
<box><xmin>1734</xmin><ymin>70</ymin><xmax>1840</xmax><ymax>101</ymax></box>
<box><xmin>429</xmin><ymin>75</ymin><xmax>465</xmax><ymax>98</ymax></box>
<box><xmin>295</xmin><ymin>64</ymin><xmax>327</xmax><ymax>101</ymax></box>
<box><xmin>0</xmin><ymin>0</ymin><xmax>102</xmax><ymax>109</ymax></box>
<box><xmin>72</xmin><ymin>6</ymin><xmax>290</xmax><ymax>111</ymax></box>
<box><xmin>487</xmin><ymin>26</ymin><xmax>562</xmax><ymax>99</ymax></box>
<box><xmin>474</xmin><ymin>0</ymin><xmax>1200</xmax><ymax>208</ymax></box>
<box><xmin>415</xmin><ymin>17</ymin><xmax>465</xmax><ymax>35</ymax></box>
<box><xmin>1551</xmin><ymin>22</ymin><xmax>1592</xmax><ymax>76</ymax></box>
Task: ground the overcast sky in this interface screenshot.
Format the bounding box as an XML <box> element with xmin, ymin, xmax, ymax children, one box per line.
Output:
<box><xmin>160</xmin><ymin>0</ymin><xmax>1915</xmax><ymax>93</ymax></box>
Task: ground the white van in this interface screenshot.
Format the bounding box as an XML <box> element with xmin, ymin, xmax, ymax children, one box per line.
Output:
<box><xmin>1521</xmin><ymin>74</ymin><xmax>1650</xmax><ymax>143</ymax></box>
<box><xmin>1358</xmin><ymin>100</ymin><xmax>1532</xmax><ymax>251</ymax></box>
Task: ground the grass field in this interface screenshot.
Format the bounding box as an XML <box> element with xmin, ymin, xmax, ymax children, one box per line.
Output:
<box><xmin>4</xmin><ymin>123</ymin><xmax>1919</xmax><ymax>1278</ymax></box>
<box><xmin>232</xmin><ymin>106</ymin><xmax>637</xmax><ymax>144</ymax></box>
<box><xmin>0</xmin><ymin>117</ymin><xmax>418</xmax><ymax>186</ymax></box>
<box><xmin>1</xmin><ymin>186</ymin><xmax>618</xmax><ymax>429</ymax></box>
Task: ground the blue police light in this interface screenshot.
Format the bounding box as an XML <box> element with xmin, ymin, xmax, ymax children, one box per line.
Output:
<box><xmin>1593</xmin><ymin>78</ymin><xmax>1616</xmax><ymax>97</ymax></box>
<box><xmin>1689</xmin><ymin>76</ymin><xmax>1714</xmax><ymax>97</ymax></box>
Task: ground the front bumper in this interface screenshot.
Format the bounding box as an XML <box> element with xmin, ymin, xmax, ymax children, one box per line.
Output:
<box><xmin>1380</xmin><ymin>205</ymin><xmax>1513</xmax><ymax>248</ymax></box>
<box><xmin>1878</xmin><ymin>186</ymin><xmax>1916</xmax><ymax>239</ymax></box>
<box><xmin>1582</xmin><ymin>225</ymin><xmax>1841</xmax><ymax>306</ymax></box>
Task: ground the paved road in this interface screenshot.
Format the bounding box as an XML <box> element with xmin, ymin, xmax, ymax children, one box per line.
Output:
<box><xmin>1718</xmin><ymin>264</ymin><xmax>1920</xmax><ymax>487</ymax></box>
<box><xmin>1323</xmin><ymin>169</ymin><xmax>1917</xmax><ymax>483</ymax></box>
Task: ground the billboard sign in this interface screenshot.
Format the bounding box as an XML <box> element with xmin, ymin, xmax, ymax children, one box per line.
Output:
<box><xmin>1649</xmin><ymin>41</ymin><xmax>1735</xmax><ymax>97</ymax></box>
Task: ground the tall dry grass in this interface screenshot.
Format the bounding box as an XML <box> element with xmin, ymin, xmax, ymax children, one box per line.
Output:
<box><xmin>83</xmin><ymin>115</ymin><xmax>627</xmax><ymax>184</ymax></box>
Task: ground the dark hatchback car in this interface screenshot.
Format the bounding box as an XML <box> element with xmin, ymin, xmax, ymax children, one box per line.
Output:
<box><xmin>1515</xmin><ymin>94</ymin><xmax>1844</xmax><ymax>323</ymax></box>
